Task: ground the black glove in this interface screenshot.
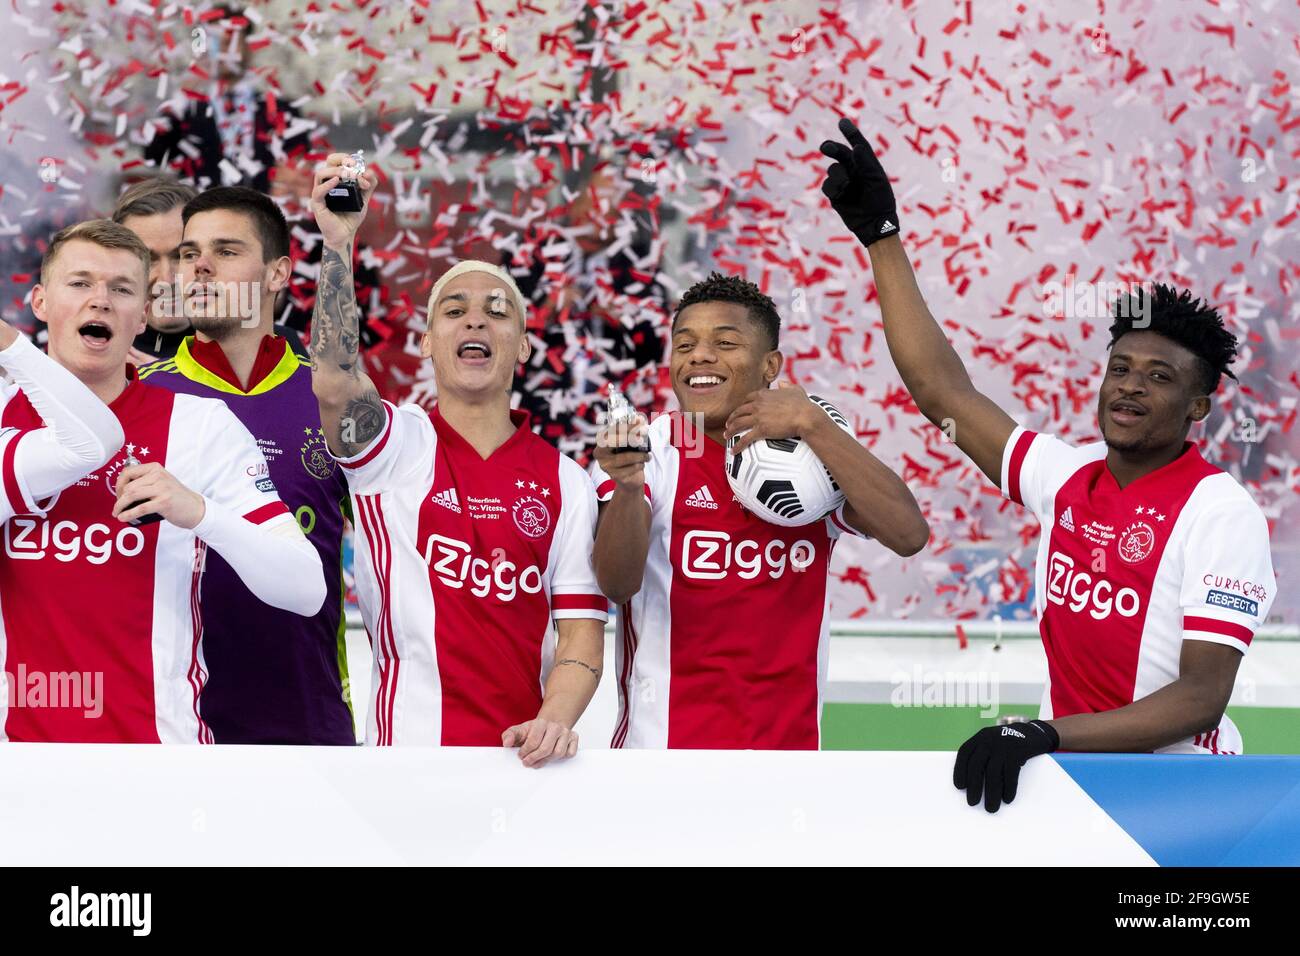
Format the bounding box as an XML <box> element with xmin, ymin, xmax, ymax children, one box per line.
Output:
<box><xmin>953</xmin><ymin>719</ymin><xmax>1060</xmax><ymax>813</ymax></box>
<box><xmin>818</xmin><ymin>118</ymin><xmax>899</xmax><ymax>247</ymax></box>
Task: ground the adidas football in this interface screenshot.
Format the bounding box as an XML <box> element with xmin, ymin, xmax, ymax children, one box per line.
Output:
<box><xmin>725</xmin><ymin>395</ymin><xmax>855</xmax><ymax>527</ymax></box>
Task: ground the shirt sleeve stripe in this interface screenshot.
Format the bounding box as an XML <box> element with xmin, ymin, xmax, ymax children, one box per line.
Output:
<box><xmin>552</xmin><ymin>593</ymin><xmax>610</xmax><ymax>612</ymax></box>
<box><xmin>243</xmin><ymin>501</ymin><xmax>291</xmax><ymax>525</ymax></box>
<box><xmin>337</xmin><ymin>402</ymin><xmax>394</xmax><ymax>470</ymax></box>
<box><xmin>2</xmin><ymin>430</ymin><xmax>29</xmax><ymax>516</ymax></box>
<box><xmin>830</xmin><ymin>504</ymin><xmax>863</xmax><ymax>538</ymax></box>
<box><xmin>595</xmin><ymin>479</ymin><xmax>651</xmax><ymax>504</ymax></box>
<box><xmin>1184</xmin><ymin>614</ymin><xmax>1254</xmax><ymax>646</ymax></box>
<box><xmin>1005</xmin><ymin>429</ymin><xmax>1036</xmax><ymax>506</ymax></box>
<box><xmin>554</xmin><ymin>608</ymin><xmax>610</xmax><ymax>622</ymax></box>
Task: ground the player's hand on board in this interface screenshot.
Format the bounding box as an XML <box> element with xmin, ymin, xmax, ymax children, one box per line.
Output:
<box><xmin>112</xmin><ymin>462</ymin><xmax>206</xmax><ymax>530</ymax></box>
<box><xmin>953</xmin><ymin>720</ymin><xmax>1060</xmax><ymax>813</ymax></box>
<box><xmin>593</xmin><ymin>414</ymin><xmax>650</xmax><ymax>497</ymax></box>
<box><xmin>502</xmin><ymin>718</ymin><xmax>578</xmax><ymax>769</ymax></box>
<box><xmin>818</xmin><ymin>118</ymin><xmax>899</xmax><ymax>248</ymax></box>
<box><xmin>724</xmin><ymin>381</ymin><xmax>823</xmax><ymax>456</ymax></box>
<box><xmin>311</xmin><ymin>152</ymin><xmax>377</xmax><ymax>250</ymax></box>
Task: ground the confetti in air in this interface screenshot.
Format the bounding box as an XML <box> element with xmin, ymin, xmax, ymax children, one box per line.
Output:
<box><xmin>0</xmin><ymin>0</ymin><xmax>1295</xmax><ymax>623</ymax></box>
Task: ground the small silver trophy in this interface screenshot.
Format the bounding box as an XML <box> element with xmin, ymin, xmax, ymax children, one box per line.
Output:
<box><xmin>325</xmin><ymin>150</ymin><xmax>366</xmax><ymax>212</ymax></box>
<box><xmin>605</xmin><ymin>384</ymin><xmax>650</xmax><ymax>453</ymax></box>
<box><xmin>122</xmin><ymin>451</ymin><xmax>163</xmax><ymax>526</ymax></box>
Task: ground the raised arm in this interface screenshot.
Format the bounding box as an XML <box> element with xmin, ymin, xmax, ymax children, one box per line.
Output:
<box><xmin>820</xmin><ymin>119</ymin><xmax>1016</xmax><ymax>486</ymax></box>
<box><xmin>0</xmin><ymin>320</ymin><xmax>124</xmax><ymax>499</ymax></box>
<box><xmin>307</xmin><ymin>153</ymin><xmax>385</xmax><ymax>458</ymax></box>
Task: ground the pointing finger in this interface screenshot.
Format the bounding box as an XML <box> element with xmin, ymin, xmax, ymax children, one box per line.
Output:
<box><xmin>838</xmin><ymin>117</ymin><xmax>869</xmax><ymax>149</ymax></box>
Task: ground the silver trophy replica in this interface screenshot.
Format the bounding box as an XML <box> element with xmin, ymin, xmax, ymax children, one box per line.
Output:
<box><xmin>604</xmin><ymin>384</ymin><xmax>650</xmax><ymax>453</ymax></box>
<box><xmin>121</xmin><ymin>451</ymin><xmax>163</xmax><ymax>526</ymax></box>
<box><xmin>325</xmin><ymin>150</ymin><xmax>366</xmax><ymax>212</ymax></box>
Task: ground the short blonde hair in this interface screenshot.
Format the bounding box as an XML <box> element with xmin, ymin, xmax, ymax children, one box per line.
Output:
<box><xmin>41</xmin><ymin>219</ymin><xmax>151</xmax><ymax>288</ymax></box>
<box><xmin>427</xmin><ymin>260</ymin><xmax>527</xmax><ymax>330</ymax></box>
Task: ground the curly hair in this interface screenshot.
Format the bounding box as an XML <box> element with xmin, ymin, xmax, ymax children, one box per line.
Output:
<box><xmin>1108</xmin><ymin>283</ymin><xmax>1239</xmax><ymax>394</ymax></box>
<box><xmin>673</xmin><ymin>271</ymin><xmax>780</xmax><ymax>349</ymax></box>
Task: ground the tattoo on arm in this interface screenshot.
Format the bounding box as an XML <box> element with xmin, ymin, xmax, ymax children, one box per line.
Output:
<box><xmin>310</xmin><ymin>241</ymin><xmax>380</xmax><ymax>455</ymax></box>
<box><xmin>339</xmin><ymin>388</ymin><xmax>386</xmax><ymax>458</ymax></box>
<box><xmin>556</xmin><ymin>658</ymin><xmax>601</xmax><ymax>681</ymax></box>
<box><xmin>309</xmin><ymin>241</ymin><xmax>361</xmax><ymax>371</ymax></box>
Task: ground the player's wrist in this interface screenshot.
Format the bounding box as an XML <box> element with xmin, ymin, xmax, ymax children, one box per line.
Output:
<box><xmin>534</xmin><ymin>699</ymin><xmax>576</xmax><ymax>729</ymax></box>
<box><xmin>183</xmin><ymin>493</ymin><xmax>215</xmax><ymax>534</ymax></box>
<box><xmin>799</xmin><ymin>403</ymin><xmax>836</xmax><ymax>442</ymax></box>
<box><xmin>611</xmin><ymin>479</ymin><xmax>647</xmax><ymax>501</ymax></box>
<box><xmin>321</xmin><ymin>234</ymin><xmax>354</xmax><ymax>255</ymax></box>
<box><xmin>170</xmin><ymin>489</ymin><xmax>207</xmax><ymax>531</ymax></box>
<box><xmin>1028</xmin><ymin>719</ymin><xmax>1060</xmax><ymax>753</ymax></box>
<box><xmin>865</xmin><ymin>232</ymin><xmax>905</xmax><ymax>260</ymax></box>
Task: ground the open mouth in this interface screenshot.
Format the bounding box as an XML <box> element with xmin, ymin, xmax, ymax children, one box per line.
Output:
<box><xmin>685</xmin><ymin>373</ymin><xmax>726</xmax><ymax>393</ymax></box>
<box><xmin>78</xmin><ymin>320</ymin><xmax>114</xmax><ymax>349</ymax></box>
<box><xmin>456</xmin><ymin>340</ymin><xmax>492</xmax><ymax>365</ymax></box>
<box><xmin>1109</xmin><ymin>400</ymin><xmax>1147</xmax><ymax>425</ymax></box>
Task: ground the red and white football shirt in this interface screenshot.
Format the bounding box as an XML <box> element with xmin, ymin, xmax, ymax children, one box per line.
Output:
<box><xmin>1002</xmin><ymin>426</ymin><xmax>1276</xmax><ymax>754</ymax></box>
<box><xmin>0</xmin><ymin>372</ymin><xmax>293</xmax><ymax>743</ymax></box>
<box><xmin>336</xmin><ymin>402</ymin><xmax>607</xmax><ymax>746</ymax></box>
<box><xmin>590</xmin><ymin>412</ymin><xmax>868</xmax><ymax>750</ymax></box>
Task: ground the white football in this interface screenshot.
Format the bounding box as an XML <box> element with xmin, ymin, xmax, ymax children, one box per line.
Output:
<box><xmin>725</xmin><ymin>395</ymin><xmax>855</xmax><ymax>527</ymax></box>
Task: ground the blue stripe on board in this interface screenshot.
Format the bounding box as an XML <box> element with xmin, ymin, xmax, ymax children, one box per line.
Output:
<box><xmin>1055</xmin><ymin>754</ymin><xmax>1300</xmax><ymax>866</ymax></box>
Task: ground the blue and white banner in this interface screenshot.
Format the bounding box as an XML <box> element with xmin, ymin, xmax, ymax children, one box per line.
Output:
<box><xmin>2</xmin><ymin>746</ymin><xmax>1294</xmax><ymax>865</ymax></box>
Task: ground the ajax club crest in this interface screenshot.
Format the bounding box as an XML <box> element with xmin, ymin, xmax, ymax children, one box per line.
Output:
<box><xmin>301</xmin><ymin>427</ymin><xmax>336</xmax><ymax>480</ymax></box>
<box><xmin>512</xmin><ymin>496</ymin><xmax>550</xmax><ymax>539</ymax></box>
<box><xmin>102</xmin><ymin>442</ymin><xmax>152</xmax><ymax>497</ymax></box>
<box><xmin>1118</xmin><ymin>504</ymin><xmax>1166</xmax><ymax>565</ymax></box>
<box><xmin>1117</xmin><ymin>520</ymin><xmax>1156</xmax><ymax>564</ymax></box>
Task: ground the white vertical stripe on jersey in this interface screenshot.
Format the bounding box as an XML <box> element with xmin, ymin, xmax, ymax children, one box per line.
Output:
<box><xmin>354</xmin><ymin>489</ymin><xmax>444</xmax><ymax>746</ymax></box>
<box><xmin>355</xmin><ymin>494</ymin><xmax>396</xmax><ymax>745</ymax></box>
<box><xmin>186</xmin><ymin>539</ymin><xmax>212</xmax><ymax>743</ymax></box>
<box><xmin>149</xmin><ymin>403</ymin><xmax>218</xmax><ymax>745</ymax></box>
<box><xmin>0</xmin><ymin>581</ymin><xmax>9</xmax><ymax>742</ymax></box>
<box><xmin>617</xmin><ymin>432</ymin><xmax>679</xmax><ymax>749</ymax></box>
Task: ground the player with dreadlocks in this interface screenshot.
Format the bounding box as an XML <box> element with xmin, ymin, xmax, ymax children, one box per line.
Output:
<box><xmin>591</xmin><ymin>271</ymin><xmax>929</xmax><ymax>750</ymax></box>
<box><xmin>819</xmin><ymin>118</ymin><xmax>1277</xmax><ymax>811</ymax></box>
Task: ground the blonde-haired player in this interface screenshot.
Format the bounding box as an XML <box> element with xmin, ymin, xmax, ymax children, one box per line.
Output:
<box><xmin>309</xmin><ymin>154</ymin><xmax>606</xmax><ymax>764</ymax></box>
<box><xmin>0</xmin><ymin>220</ymin><xmax>324</xmax><ymax>743</ymax></box>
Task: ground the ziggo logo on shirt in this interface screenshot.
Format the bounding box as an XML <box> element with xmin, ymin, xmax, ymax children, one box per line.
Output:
<box><xmin>4</xmin><ymin>517</ymin><xmax>146</xmax><ymax>565</ymax></box>
<box><xmin>1047</xmin><ymin>551</ymin><xmax>1141</xmax><ymax>620</ymax></box>
<box><xmin>423</xmin><ymin>534</ymin><xmax>543</xmax><ymax>601</ymax></box>
<box><xmin>681</xmin><ymin>530</ymin><xmax>816</xmax><ymax>581</ymax></box>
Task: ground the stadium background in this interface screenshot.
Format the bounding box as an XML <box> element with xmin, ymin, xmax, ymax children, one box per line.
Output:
<box><xmin>0</xmin><ymin>0</ymin><xmax>1295</xmax><ymax>749</ymax></box>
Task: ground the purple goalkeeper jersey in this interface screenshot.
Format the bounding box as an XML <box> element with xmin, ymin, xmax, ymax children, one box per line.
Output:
<box><xmin>140</xmin><ymin>336</ymin><xmax>355</xmax><ymax>745</ymax></box>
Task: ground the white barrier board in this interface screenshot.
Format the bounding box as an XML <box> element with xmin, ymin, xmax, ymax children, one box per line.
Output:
<box><xmin>0</xmin><ymin>746</ymin><xmax>1153</xmax><ymax>866</ymax></box>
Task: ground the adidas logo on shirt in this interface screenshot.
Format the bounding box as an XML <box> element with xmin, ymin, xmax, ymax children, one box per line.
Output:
<box><xmin>1058</xmin><ymin>506</ymin><xmax>1075</xmax><ymax>533</ymax></box>
<box><xmin>431</xmin><ymin>488</ymin><xmax>462</xmax><ymax>514</ymax></box>
<box><xmin>684</xmin><ymin>485</ymin><xmax>719</xmax><ymax>510</ymax></box>
<box><xmin>880</xmin><ymin>220</ymin><xmax>896</xmax><ymax>233</ymax></box>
